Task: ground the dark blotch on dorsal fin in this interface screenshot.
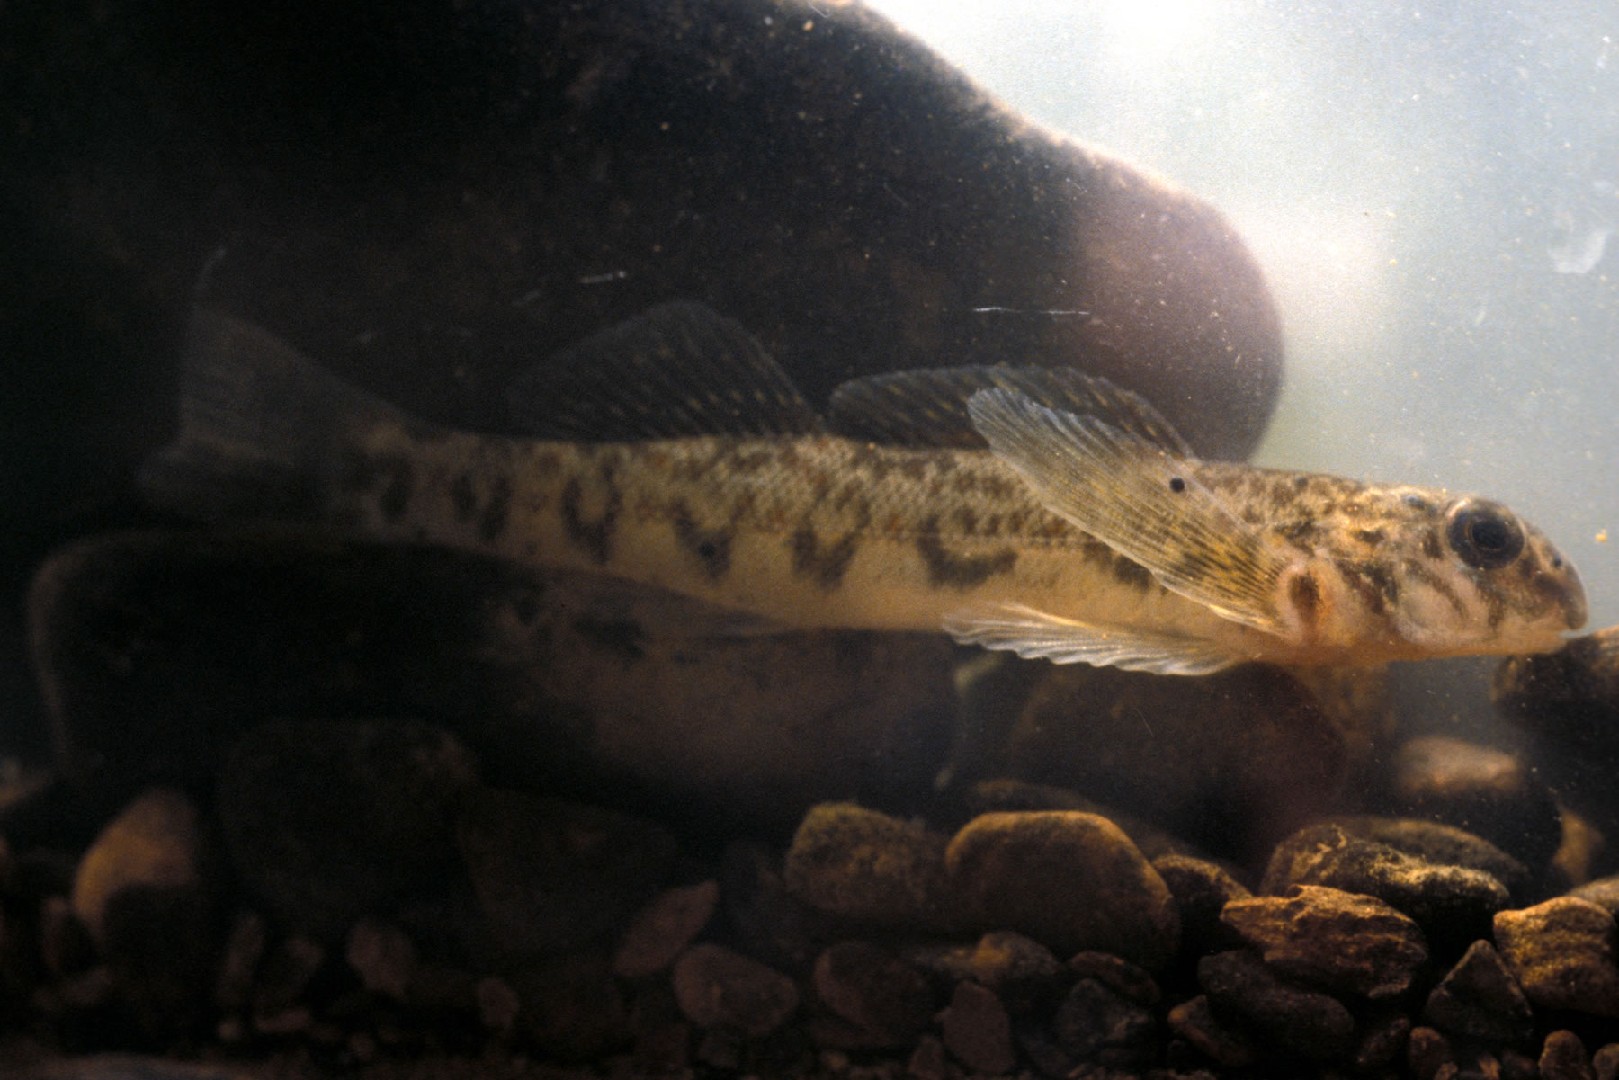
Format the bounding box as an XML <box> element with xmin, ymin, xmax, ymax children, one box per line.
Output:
<box><xmin>507</xmin><ymin>301</ymin><xmax>824</xmax><ymax>439</ymax></box>
<box><xmin>828</xmin><ymin>366</ymin><xmax>1193</xmax><ymax>456</ymax></box>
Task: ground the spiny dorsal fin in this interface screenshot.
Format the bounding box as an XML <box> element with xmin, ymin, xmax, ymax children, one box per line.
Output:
<box><xmin>829</xmin><ymin>366</ymin><xmax>1192</xmax><ymax>455</ymax></box>
<box><xmin>966</xmin><ymin>388</ymin><xmax>1299</xmax><ymax>637</ymax></box>
<box><xmin>507</xmin><ymin>301</ymin><xmax>824</xmax><ymax>440</ymax></box>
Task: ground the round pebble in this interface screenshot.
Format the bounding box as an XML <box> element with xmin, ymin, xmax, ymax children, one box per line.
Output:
<box><xmin>783</xmin><ymin>802</ymin><xmax>956</xmax><ymax>931</ymax></box>
<box><xmin>671</xmin><ymin>942</ymin><xmax>799</xmax><ymax>1037</ymax></box>
<box><xmin>944</xmin><ymin>810</ymin><xmax>1179</xmax><ymax>970</ymax></box>
<box><xmin>811</xmin><ymin>940</ymin><xmax>934</xmax><ymax>1047</ymax></box>
<box><xmin>612</xmin><ymin>880</ymin><xmax>720</xmax><ymax>978</ymax></box>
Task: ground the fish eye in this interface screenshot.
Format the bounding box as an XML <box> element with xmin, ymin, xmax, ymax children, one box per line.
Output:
<box><xmin>1444</xmin><ymin>499</ymin><xmax>1525</xmax><ymax>570</ymax></box>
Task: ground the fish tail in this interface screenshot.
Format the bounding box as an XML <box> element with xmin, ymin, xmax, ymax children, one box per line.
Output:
<box><xmin>141</xmin><ymin>310</ymin><xmax>403</xmax><ymax>521</ymax></box>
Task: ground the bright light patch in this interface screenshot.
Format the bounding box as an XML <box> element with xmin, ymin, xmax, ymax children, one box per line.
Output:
<box><xmin>1096</xmin><ymin>0</ymin><xmax>1210</xmax><ymax>58</ymax></box>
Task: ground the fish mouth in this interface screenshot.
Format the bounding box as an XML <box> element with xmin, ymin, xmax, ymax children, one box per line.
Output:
<box><xmin>1564</xmin><ymin>587</ymin><xmax>1590</xmax><ymax>632</ymax></box>
<box><xmin>1558</xmin><ymin>562</ymin><xmax>1589</xmax><ymax>631</ymax></box>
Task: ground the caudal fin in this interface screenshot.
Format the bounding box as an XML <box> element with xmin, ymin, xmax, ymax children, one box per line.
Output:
<box><xmin>140</xmin><ymin>310</ymin><xmax>404</xmax><ymax>522</ymax></box>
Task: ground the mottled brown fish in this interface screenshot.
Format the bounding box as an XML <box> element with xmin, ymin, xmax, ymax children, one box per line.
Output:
<box><xmin>142</xmin><ymin>303</ymin><xmax>1587</xmax><ymax>674</ymax></box>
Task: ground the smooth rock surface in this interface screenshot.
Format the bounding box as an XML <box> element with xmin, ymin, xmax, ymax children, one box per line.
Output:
<box><xmin>938</xmin><ymin>980</ymin><xmax>1015</xmax><ymax>1075</ymax></box>
<box><xmin>810</xmin><ymin>941</ymin><xmax>934</xmax><ymax>1047</ymax></box>
<box><xmin>71</xmin><ymin>788</ymin><xmax>206</xmax><ymax>946</ymax></box>
<box><xmin>944</xmin><ymin>811</ymin><xmax>1179</xmax><ymax>970</ymax></box>
<box><xmin>1422</xmin><ymin>939</ymin><xmax>1534</xmax><ymax>1045</ymax></box>
<box><xmin>671</xmin><ymin>943</ymin><xmax>799</xmax><ymax>1037</ymax></box>
<box><xmin>612</xmin><ymin>880</ymin><xmax>720</xmax><ymax>979</ymax></box>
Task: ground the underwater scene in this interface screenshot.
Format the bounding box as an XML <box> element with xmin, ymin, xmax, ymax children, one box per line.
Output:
<box><xmin>2</xmin><ymin>1</ymin><xmax>1618</xmax><ymax>1078</ymax></box>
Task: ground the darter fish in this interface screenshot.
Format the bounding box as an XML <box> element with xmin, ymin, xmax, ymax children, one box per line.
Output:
<box><xmin>141</xmin><ymin>302</ymin><xmax>1587</xmax><ymax>675</ymax></box>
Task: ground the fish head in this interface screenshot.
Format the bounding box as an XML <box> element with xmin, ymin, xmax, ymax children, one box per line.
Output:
<box><xmin>1364</xmin><ymin>490</ymin><xmax>1587</xmax><ymax>658</ymax></box>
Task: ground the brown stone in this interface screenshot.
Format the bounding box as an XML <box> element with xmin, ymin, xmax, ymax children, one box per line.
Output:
<box><xmin>784</xmin><ymin>803</ymin><xmax>956</xmax><ymax>931</ymax></box>
<box><xmin>1493</xmin><ymin>897</ymin><xmax>1619</xmax><ymax>1017</ymax></box>
<box><xmin>939</xmin><ymin>980</ymin><xmax>1015</xmax><ymax>1075</ymax></box>
<box><xmin>945</xmin><ymin>811</ymin><xmax>1179</xmax><ymax>970</ymax></box>
<box><xmin>1422</xmin><ymin>939</ymin><xmax>1534</xmax><ymax>1044</ymax></box>
<box><xmin>671</xmin><ymin>942</ymin><xmax>798</xmax><ymax>1036</ymax></box>
<box><xmin>1543</xmin><ymin>1029</ymin><xmax>1596</xmax><ymax>1080</ymax></box>
<box><xmin>1003</xmin><ymin>664</ymin><xmax>1355</xmax><ymax>862</ymax></box>
<box><xmin>1166</xmin><ymin>994</ymin><xmax>1256</xmax><ymax>1068</ymax></box>
<box><xmin>811</xmin><ymin>941</ymin><xmax>934</xmax><ymax>1047</ymax></box>
<box><xmin>1221</xmin><ymin>884</ymin><xmax>1427</xmax><ymax>999</ymax></box>
<box><xmin>1407</xmin><ymin>1025</ymin><xmax>1454</xmax><ymax>1080</ymax></box>
<box><xmin>612</xmin><ymin>880</ymin><xmax>720</xmax><ymax>978</ymax></box>
<box><xmin>455</xmin><ymin>788</ymin><xmax>677</xmax><ymax>958</ymax></box>
<box><xmin>1197</xmin><ymin>949</ymin><xmax>1354</xmax><ymax>1061</ymax></box>
<box><xmin>71</xmin><ymin>787</ymin><xmax>205</xmax><ymax>945</ymax></box>
<box><xmin>345</xmin><ymin>920</ymin><xmax>416</xmax><ymax>1001</ymax></box>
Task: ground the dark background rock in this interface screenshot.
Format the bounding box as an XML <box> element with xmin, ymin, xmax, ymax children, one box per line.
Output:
<box><xmin>1497</xmin><ymin>629</ymin><xmax>1619</xmax><ymax>859</ymax></box>
<box><xmin>29</xmin><ymin>531</ymin><xmax>956</xmax><ymax>833</ymax></box>
<box><xmin>1</xmin><ymin>0</ymin><xmax>1283</xmax><ymax>767</ymax></box>
<box><xmin>1383</xmin><ymin>735</ymin><xmax>1563</xmax><ymax>874</ymax></box>
<box><xmin>1001</xmin><ymin>664</ymin><xmax>1358</xmax><ymax>865</ymax></box>
<box><xmin>216</xmin><ymin>717</ymin><xmax>478</xmax><ymax>941</ymax></box>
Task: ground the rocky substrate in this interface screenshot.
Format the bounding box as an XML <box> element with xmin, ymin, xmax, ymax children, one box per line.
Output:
<box><xmin>5</xmin><ymin>715</ymin><xmax>1619</xmax><ymax>1080</ymax></box>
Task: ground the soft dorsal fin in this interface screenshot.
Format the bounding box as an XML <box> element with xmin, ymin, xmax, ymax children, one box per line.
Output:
<box><xmin>828</xmin><ymin>365</ymin><xmax>1192</xmax><ymax>454</ymax></box>
<box><xmin>506</xmin><ymin>301</ymin><xmax>824</xmax><ymax>439</ymax></box>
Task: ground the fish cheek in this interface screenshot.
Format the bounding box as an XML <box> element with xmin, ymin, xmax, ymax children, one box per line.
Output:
<box><xmin>1276</xmin><ymin>563</ymin><xmax>1326</xmax><ymax>645</ymax></box>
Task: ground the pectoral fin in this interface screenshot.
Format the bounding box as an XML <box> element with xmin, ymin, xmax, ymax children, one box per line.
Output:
<box><xmin>966</xmin><ymin>389</ymin><xmax>1298</xmax><ymax>637</ymax></box>
<box><xmin>944</xmin><ymin>603</ymin><xmax>1248</xmax><ymax>675</ymax></box>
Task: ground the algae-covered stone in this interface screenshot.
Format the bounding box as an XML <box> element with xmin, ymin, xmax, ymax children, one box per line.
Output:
<box><xmin>784</xmin><ymin>803</ymin><xmax>956</xmax><ymax>931</ymax></box>
<box><xmin>1262</xmin><ymin>822</ymin><xmax>1510</xmax><ymax>949</ymax></box>
<box><xmin>1327</xmin><ymin>815</ymin><xmax>1531</xmax><ymax>895</ymax></box>
<box><xmin>1493</xmin><ymin>897</ymin><xmax>1619</xmax><ymax>1018</ymax></box>
<box><xmin>944</xmin><ymin>811</ymin><xmax>1179</xmax><ymax>970</ymax></box>
<box><xmin>1221</xmin><ymin>885</ymin><xmax>1427</xmax><ymax>999</ymax></box>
